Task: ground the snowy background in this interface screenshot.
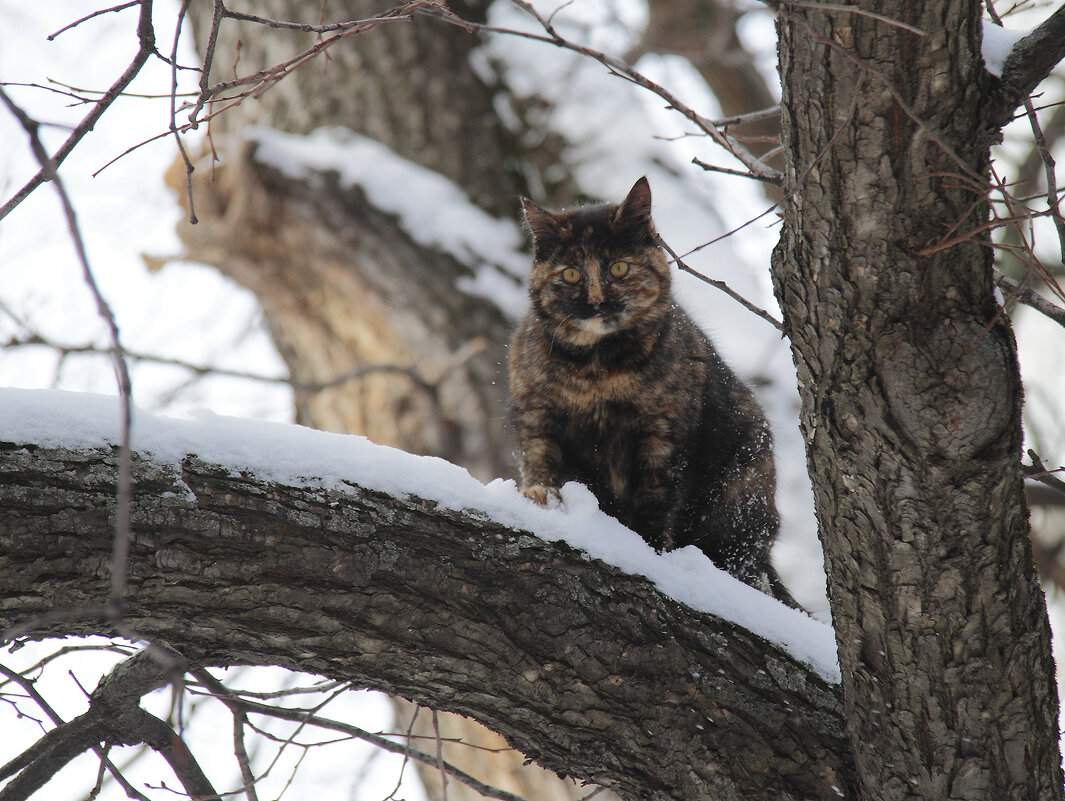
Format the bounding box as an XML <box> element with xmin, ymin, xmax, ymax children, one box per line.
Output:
<box><xmin>1</xmin><ymin>1</ymin><xmax>1062</xmax><ymax>799</ymax></box>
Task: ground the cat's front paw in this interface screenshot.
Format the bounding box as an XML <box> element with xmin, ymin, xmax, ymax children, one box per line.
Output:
<box><xmin>522</xmin><ymin>484</ymin><xmax>561</xmax><ymax>506</ymax></box>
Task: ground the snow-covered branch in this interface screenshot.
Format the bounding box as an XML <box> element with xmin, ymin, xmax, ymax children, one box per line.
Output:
<box><xmin>988</xmin><ymin>3</ymin><xmax>1065</xmax><ymax>126</ymax></box>
<box><xmin>0</xmin><ymin>389</ymin><xmax>849</xmax><ymax>801</ymax></box>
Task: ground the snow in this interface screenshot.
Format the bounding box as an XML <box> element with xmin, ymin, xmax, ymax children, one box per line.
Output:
<box><xmin>0</xmin><ymin>386</ymin><xmax>841</xmax><ymax>683</ymax></box>
<box><xmin>982</xmin><ymin>19</ymin><xmax>1028</xmax><ymax>77</ymax></box>
<box><xmin>249</xmin><ymin>126</ymin><xmax>530</xmax><ymax>319</ymax></box>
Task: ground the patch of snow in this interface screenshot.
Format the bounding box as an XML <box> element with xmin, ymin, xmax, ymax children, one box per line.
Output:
<box><xmin>248</xmin><ymin>127</ymin><xmax>529</xmax><ymax>319</ymax></box>
<box><xmin>0</xmin><ymin>387</ymin><xmax>841</xmax><ymax>683</ymax></box>
<box><xmin>982</xmin><ymin>20</ymin><xmax>1028</xmax><ymax>77</ymax></box>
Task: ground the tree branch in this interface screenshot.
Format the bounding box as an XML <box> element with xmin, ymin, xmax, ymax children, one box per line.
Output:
<box><xmin>994</xmin><ymin>270</ymin><xmax>1065</xmax><ymax>328</ymax></box>
<box><xmin>0</xmin><ymin>650</ymin><xmax>202</xmax><ymax>801</ymax></box>
<box><xmin>0</xmin><ymin>427</ymin><xmax>853</xmax><ymax>801</ymax></box>
<box><xmin>989</xmin><ymin>2</ymin><xmax>1065</xmax><ymax>127</ymax></box>
<box><xmin>191</xmin><ymin>669</ymin><xmax>534</xmax><ymax>801</ymax></box>
<box><xmin>0</xmin><ymin>0</ymin><xmax>156</xmax><ymax>221</ymax></box>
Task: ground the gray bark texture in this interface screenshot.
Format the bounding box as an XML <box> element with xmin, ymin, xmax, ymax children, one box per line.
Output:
<box><xmin>0</xmin><ymin>440</ymin><xmax>853</xmax><ymax>801</ymax></box>
<box><xmin>772</xmin><ymin>1</ymin><xmax>1063</xmax><ymax>799</ymax></box>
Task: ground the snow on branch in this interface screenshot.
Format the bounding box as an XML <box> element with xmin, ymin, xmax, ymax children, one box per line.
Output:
<box><xmin>987</xmin><ymin>4</ymin><xmax>1065</xmax><ymax>126</ymax></box>
<box><xmin>0</xmin><ymin>388</ymin><xmax>836</xmax><ymax>678</ymax></box>
<box><xmin>249</xmin><ymin>127</ymin><xmax>529</xmax><ymax>319</ymax></box>
<box><xmin>0</xmin><ymin>389</ymin><xmax>850</xmax><ymax>801</ymax></box>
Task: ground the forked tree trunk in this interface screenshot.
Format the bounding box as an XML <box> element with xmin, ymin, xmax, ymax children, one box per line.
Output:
<box><xmin>772</xmin><ymin>1</ymin><xmax>1062</xmax><ymax>799</ymax></box>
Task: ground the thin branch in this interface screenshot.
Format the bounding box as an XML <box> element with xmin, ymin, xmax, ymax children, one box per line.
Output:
<box><xmin>134</xmin><ymin>712</ymin><xmax>222</xmax><ymax>801</ymax></box>
<box><xmin>170</xmin><ymin>0</ymin><xmax>199</xmax><ymax>224</ymax></box>
<box><xmin>656</xmin><ymin>234</ymin><xmax>785</xmax><ymax>332</ymax></box>
<box><xmin>1021</xmin><ymin>96</ymin><xmax>1065</xmax><ymax>266</ymax></box>
<box><xmin>194</xmin><ymin>685</ymin><xmax>535</xmax><ymax>801</ymax></box>
<box><xmin>420</xmin><ymin>2</ymin><xmax>783</xmax><ymax>185</ymax></box>
<box><xmin>0</xmin><ymin>88</ymin><xmax>134</xmax><ymax>621</ymax></box>
<box><xmin>692</xmin><ymin>156</ymin><xmax>780</xmax><ymax>184</ymax></box>
<box><xmin>1024</xmin><ymin>449</ymin><xmax>1065</xmax><ymax>499</ymax></box>
<box><xmin>702</xmin><ymin>105</ymin><xmax>781</xmax><ymax>129</ymax></box>
<box><xmin>187</xmin><ymin>0</ymin><xmax>226</xmax><ymax>130</ymax></box>
<box><xmin>433</xmin><ymin>709</ymin><xmax>449</xmax><ymax>801</ymax></box>
<box><xmin>222</xmin><ymin>5</ymin><xmax>415</xmax><ymax>33</ymax></box>
<box><xmin>48</xmin><ymin>2</ymin><xmax>140</xmax><ymax>40</ymax></box>
<box><xmin>189</xmin><ymin>668</ymin><xmax>260</xmax><ymax>801</ymax></box>
<box><xmin>0</xmin><ymin>0</ymin><xmax>156</xmax><ymax>221</ymax></box>
<box><xmin>186</xmin><ymin>3</ymin><xmax>419</xmax><ymax>131</ymax></box>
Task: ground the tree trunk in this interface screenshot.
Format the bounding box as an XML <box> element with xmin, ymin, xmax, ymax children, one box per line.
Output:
<box><xmin>0</xmin><ymin>436</ymin><xmax>854</xmax><ymax>801</ymax></box>
<box><xmin>772</xmin><ymin>1</ymin><xmax>1063</xmax><ymax>799</ymax></box>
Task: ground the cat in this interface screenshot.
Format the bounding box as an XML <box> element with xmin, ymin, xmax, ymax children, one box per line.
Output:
<box><xmin>508</xmin><ymin>176</ymin><xmax>796</xmax><ymax>606</ymax></box>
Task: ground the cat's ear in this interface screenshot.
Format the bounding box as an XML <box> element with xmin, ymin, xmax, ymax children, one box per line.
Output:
<box><xmin>521</xmin><ymin>197</ymin><xmax>562</xmax><ymax>259</ymax></box>
<box><xmin>612</xmin><ymin>176</ymin><xmax>654</xmax><ymax>235</ymax></box>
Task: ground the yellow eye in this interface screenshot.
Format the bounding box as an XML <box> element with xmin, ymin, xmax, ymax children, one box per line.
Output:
<box><xmin>609</xmin><ymin>261</ymin><xmax>630</xmax><ymax>278</ymax></box>
<box><xmin>561</xmin><ymin>267</ymin><xmax>582</xmax><ymax>284</ymax></box>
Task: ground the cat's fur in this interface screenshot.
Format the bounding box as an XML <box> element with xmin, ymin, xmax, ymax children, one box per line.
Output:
<box><xmin>508</xmin><ymin>177</ymin><xmax>794</xmax><ymax>605</ymax></box>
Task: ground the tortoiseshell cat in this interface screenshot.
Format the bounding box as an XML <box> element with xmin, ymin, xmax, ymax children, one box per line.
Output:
<box><xmin>508</xmin><ymin>177</ymin><xmax>795</xmax><ymax>605</ymax></box>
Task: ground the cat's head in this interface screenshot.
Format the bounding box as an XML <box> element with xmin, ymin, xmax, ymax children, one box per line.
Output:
<box><xmin>520</xmin><ymin>177</ymin><xmax>672</xmax><ymax>347</ymax></box>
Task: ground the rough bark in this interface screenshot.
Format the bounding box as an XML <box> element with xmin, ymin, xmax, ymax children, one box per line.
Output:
<box><xmin>0</xmin><ymin>439</ymin><xmax>854</xmax><ymax>801</ymax></box>
<box><xmin>772</xmin><ymin>1</ymin><xmax>1063</xmax><ymax>800</ymax></box>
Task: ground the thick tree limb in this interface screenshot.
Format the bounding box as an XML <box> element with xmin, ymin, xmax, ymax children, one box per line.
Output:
<box><xmin>989</xmin><ymin>2</ymin><xmax>1065</xmax><ymax>127</ymax></box>
<box><xmin>0</xmin><ymin>437</ymin><xmax>852</xmax><ymax>801</ymax></box>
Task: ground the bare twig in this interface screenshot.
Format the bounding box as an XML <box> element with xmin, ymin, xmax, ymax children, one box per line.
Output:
<box><xmin>48</xmin><ymin>2</ymin><xmax>140</xmax><ymax>40</ymax></box>
<box><xmin>703</xmin><ymin>106</ymin><xmax>781</xmax><ymax>129</ymax></box>
<box><xmin>1021</xmin><ymin>95</ymin><xmax>1065</xmax><ymax>267</ymax></box>
<box><xmin>0</xmin><ymin>0</ymin><xmax>157</xmax><ymax>222</ymax></box>
<box><xmin>189</xmin><ymin>680</ymin><xmax>535</xmax><ymax>801</ymax></box>
<box><xmin>170</xmin><ymin>0</ymin><xmax>199</xmax><ymax>224</ymax></box>
<box><xmin>186</xmin><ymin>2</ymin><xmax>420</xmax><ymax>130</ymax></box>
<box><xmin>189</xmin><ymin>669</ymin><xmax>260</xmax><ymax>801</ymax></box>
<box><xmin>432</xmin><ymin>709</ymin><xmax>450</xmax><ymax>801</ymax></box>
<box><xmin>692</xmin><ymin>156</ymin><xmax>780</xmax><ymax>183</ymax></box>
<box><xmin>0</xmin><ymin>88</ymin><xmax>134</xmax><ymax>621</ymax></box>
<box><xmin>420</xmin><ymin>1</ymin><xmax>783</xmax><ymax>185</ymax></box>
<box><xmin>656</xmin><ymin>234</ymin><xmax>785</xmax><ymax>332</ymax></box>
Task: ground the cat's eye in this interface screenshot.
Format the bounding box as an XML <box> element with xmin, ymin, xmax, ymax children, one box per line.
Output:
<box><xmin>609</xmin><ymin>261</ymin><xmax>630</xmax><ymax>278</ymax></box>
<box><xmin>561</xmin><ymin>267</ymin><xmax>582</xmax><ymax>284</ymax></box>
